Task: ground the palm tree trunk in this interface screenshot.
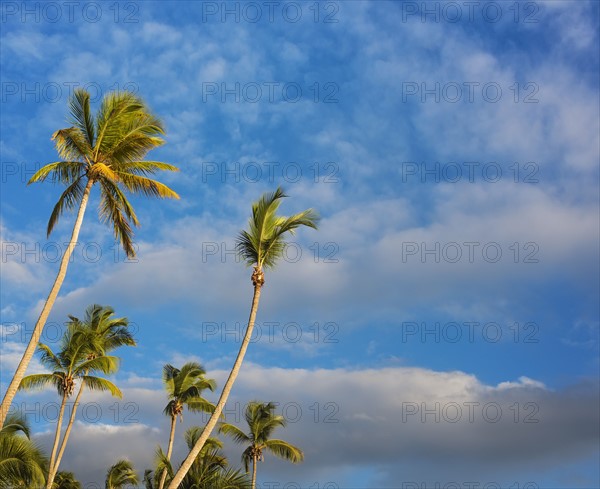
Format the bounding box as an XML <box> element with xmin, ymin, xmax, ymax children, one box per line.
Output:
<box><xmin>48</xmin><ymin>381</ymin><xmax>86</xmax><ymax>485</ymax></box>
<box><xmin>167</xmin><ymin>282</ymin><xmax>263</xmax><ymax>489</ymax></box>
<box><xmin>158</xmin><ymin>415</ymin><xmax>177</xmax><ymax>489</ymax></box>
<box><xmin>46</xmin><ymin>391</ymin><xmax>69</xmax><ymax>489</ymax></box>
<box><xmin>251</xmin><ymin>454</ymin><xmax>258</xmax><ymax>489</ymax></box>
<box><xmin>0</xmin><ymin>178</ymin><xmax>94</xmax><ymax>428</ymax></box>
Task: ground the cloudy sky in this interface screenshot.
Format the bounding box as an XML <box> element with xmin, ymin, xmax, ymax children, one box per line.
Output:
<box><xmin>1</xmin><ymin>1</ymin><xmax>599</xmax><ymax>487</ymax></box>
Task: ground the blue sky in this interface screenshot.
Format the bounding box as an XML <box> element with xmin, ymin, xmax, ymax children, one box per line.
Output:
<box><xmin>1</xmin><ymin>1</ymin><xmax>599</xmax><ymax>487</ymax></box>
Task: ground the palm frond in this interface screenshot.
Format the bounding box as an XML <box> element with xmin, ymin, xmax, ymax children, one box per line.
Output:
<box><xmin>81</xmin><ymin>376</ymin><xmax>122</xmax><ymax>398</ymax></box>
<box><xmin>27</xmin><ymin>160</ymin><xmax>85</xmax><ymax>185</ymax></box>
<box><xmin>46</xmin><ymin>175</ymin><xmax>86</xmax><ymax>236</ymax></box>
<box><xmin>18</xmin><ymin>373</ymin><xmax>58</xmax><ymax>392</ymax></box>
<box><xmin>218</xmin><ymin>423</ymin><xmax>250</xmax><ymax>445</ymax></box>
<box><xmin>98</xmin><ymin>178</ymin><xmax>137</xmax><ymax>257</ymax></box>
<box><xmin>51</xmin><ymin>127</ymin><xmax>93</xmax><ymax>162</ymax></box>
<box><xmin>116</xmin><ymin>172</ymin><xmax>180</xmax><ymax>199</ymax></box>
<box><xmin>264</xmin><ymin>439</ymin><xmax>304</xmax><ymax>463</ymax></box>
<box><xmin>69</xmin><ymin>88</ymin><xmax>95</xmax><ymax>148</ymax></box>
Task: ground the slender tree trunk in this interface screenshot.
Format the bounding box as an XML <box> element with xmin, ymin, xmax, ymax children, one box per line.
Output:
<box><xmin>0</xmin><ymin>179</ymin><xmax>94</xmax><ymax>428</ymax></box>
<box><xmin>158</xmin><ymin>415</ymin><xmax>177</xmax><ymax>489</ymax></box>
<box><xmin>49</xmin><ymin>381</ymin><xmax>86</xmax><ymax>485</ymax></box>
<box><xmin>167</xmin><ymin>282</ymin><xmax>263</xmax><ymax>488</ymax></box>
<box><xmin>46</xmin><ymin>391</ymin><xmax>69</xmax><ymax>489</ymax></box>
<box><xmin>251</xmin><ymin>454</ymin><xmax>257</xmax><ymax>489</ymax></box>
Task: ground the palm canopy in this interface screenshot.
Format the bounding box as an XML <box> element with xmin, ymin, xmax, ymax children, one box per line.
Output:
<box><xmin>67</xmin><ymin>304</ymin><xmax>136</xmax><ymax>357</ymax></box>
<box><xmin>236</xmin><ymin>187</ymin><xmax>319</xmax><ymax>271</ymax></box>
<box><xmin>219</xmin><ymin>401</ymin><xmax>304</xmax><ymax>473</ymax></box>
<box><xmin>53</xmin><ymin>471</ymin><xmax>81</xmax><ymax>489</ymax></box>
<box><xmin>162</xmin><ymin>363</ymin><xmax>217</xmax><ymax>419</ymax></box>
<box><xmin>28</xmin><ymin>88</ymin><xmax>179</xmax><ymax>257</ymax></box>
<box><xmin>0</xmin><ymin>412</ymin><xmax>48</xmax><ymax>488</ymax></box>
<box><xmin>105</xmin><ymin>459</ymin><xmax>139</xmax><ymax>489</ymax></box>
<box><xmin>18</xmin><ymin>320</ymin><xmax>122</xmax><ymax>399</ymax></box>
<box><xmin>147</xmin><ymin>429</ymin><xmax>250</xmax><ymax>489</ymax></box>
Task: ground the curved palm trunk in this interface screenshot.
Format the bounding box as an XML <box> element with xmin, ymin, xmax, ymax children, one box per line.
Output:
<box><xmin>158</xmin><ymin>415</ymin><xmax>177</xmax><ymax>489</ymax></box>
<box><xmin>251</xmin><ymin>454</ymin><xmax>257</xmax><ymax>489</ymax></box>
<box><xmin>48</xmin><ymin>381</ymin><xmax>86</xmax><ymax>485</ymax></box>
<box><xmin>46</xmin><ymin>391</ymin><xmax>69</xmax><ymax>489</ymax></box>
<box><xmin>0</xmin><ymin>179</ymin><xmax>94</xmax><ymax>428</ymax></box>
<box><xmin>167</xmin><ymin>282</ymin><xmax>263</xmax><ymax>488</ymax></box>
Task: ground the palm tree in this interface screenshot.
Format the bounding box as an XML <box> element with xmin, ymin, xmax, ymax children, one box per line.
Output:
<box><xmin>50</xmin><ymin>305</ymin><xmax>136</xmax><ymax>485</ymax></box>
<box><xmin>0</xmin><ymin>88</ymin><xmax>179</xmax><ymax>427</ymax></box>
<box><xmin>167</xmin><ymin>187</ymin><xmax>318</xmax><ymax>488</ymax></box>
<box><xmin>53</xmin><ymin>471</ymin><xmax>81</xmax><ymax>489</ymax></box>
<box><xmin>105</xmin><ymin>459</ymin><xmax>138</xmax><ymax>489</ymax></box>
<box><xmin>147</xmin><ymin>427</ymin><xmax>251</xmax><ymax>489</ymax></box>
<box><xmin>157</xmin><ymin>363</ymin><xmax>216</xmax><ymax>489</ymax></box>
<box><xmin>0</xmin><ymin>412</ymin><xmax>48</xmax><ymax>488</ymax></box>
<box><xmin>18</xmin><ymin>320</ymin><xmax>122</xmax><ymax>489</ymax></box>
<box><xmin>220</xmin><ymin>402</ymin><xmax>303</xmax><ymax>489</ymax></box>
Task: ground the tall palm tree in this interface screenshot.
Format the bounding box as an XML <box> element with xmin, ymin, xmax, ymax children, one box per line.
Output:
<box><xmin>18</xmin><ymin>320</ymin><xmax>122</xmax><ymax>489</ymax></box>
<box><xmin>53</xmin><ymin>471</ymin><xmax>81</xmax><ymax>489</ymax></box>
<box><xmin>0</xmin><ymin>412</ymin><xmax>48</xmax><ymax>488</ymax></box>
<box><xmin>157</xmin><ymin>363</ymin><xmax>216</xmax><ymax>489</ymax></box>
<box><xmin>105</xmin><ymin>459</ymin><xmax>138</xmax><ymax>489</ymax></box>
<box><xmin>0</xmin><ymin>88</ymin><xmax>179</xmax><ymax>427</ymax></box>
<box><xmin>220</xmin><ymin>402</ymin><xmax>303</xmax><ymax>489</ymax></box>
<box><xmin>167</xmin><ymin>187</ymin><xmax>318</xmax><ymax>488</ymax></box>
<box><xmin>50</xmin><ymin>305</ymin><xmax>136</xmax><ymax>485</ymax></box>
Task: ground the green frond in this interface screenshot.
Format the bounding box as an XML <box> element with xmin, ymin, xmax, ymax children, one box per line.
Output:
<box><xmin>0</xmin><ymin>434</ymin><xmax>48</xmax><ymax>487</ymax></box>
<box><xmin>162</xmin><ymin>364</ymin><xmax>179</xmax><ymax>385</ymax></box>
<box><xmin>81</xmin><ymin>376</ymin><xmax>122</xmax><ymax>398</ymax></box>
<box><xmin>185</xmin><ymin>398</ymin><xmax>216</xmax><ymax>415</ymax></box>
<box><xmin>116</xmin><ymin>172</ymin><xmax>180</xmax><ymax>199</ymax></box>
<box><xmin>105</xmin><ymin>459</ymin><xmax>138</xmax><ymax>489</ymax></box>
<box><xmin>94</xmin><ymin>91</ymin><xmax>164</xmax><ymax>164</ymax></box>
<box><xmin>76</xmin><ymin>355</ymin><xmax>120</xmax><ymax>375</ymax></box>
<box><xmin>52</xmin><ymin>127</ymin><xmax>93</xmax><ymax>162</ymax></box>
<box><xmin>0</xmin><ymin>412</ymin><xmax>31</xmax><ymax>438</ymax></box>
<box><xmin>46</xmin><ymin>175</ymin><xmax>86</xmax><ymax>236</ymax></box>
<box><xmin>116</xmin><ymin>161</ymin><xmax>179</xmax><ymax>176</ymax></box>
<box><xmin>18</xmin><ymin>373</ymin><xmax>57</xmax><ymax>392</ymax></box>
<box><xmin>264</xmin><ymin>439</ymin><xmax>304</xmax><ymax>463</ymax></box>
<box><xmin>37</xmin><ymin>343</ymin><xmax>62</xmax><ymax>371</ymax></box>
<box><xmin>27</xmin><ymin>160</ymin><xmax>85</xmax><ymax>185</ymax></box>
<box><xmin>236</xmin><ymin>187</ymin><xmax>319</xmax><ymax>270</ymax></box>
<box><xmin>98</xmin><ymin>178</ymin><xmax>137</xmax><ymax>258</ymax></box>
<box><xmin>218</xmin><ymin>423</ymin><xmax>251</xmax><ymax>445</ymax></box>
<box><xmin>69</xmin><ymin>88</ymin><xmax>95</xmax><ymax>148</ymax></box>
